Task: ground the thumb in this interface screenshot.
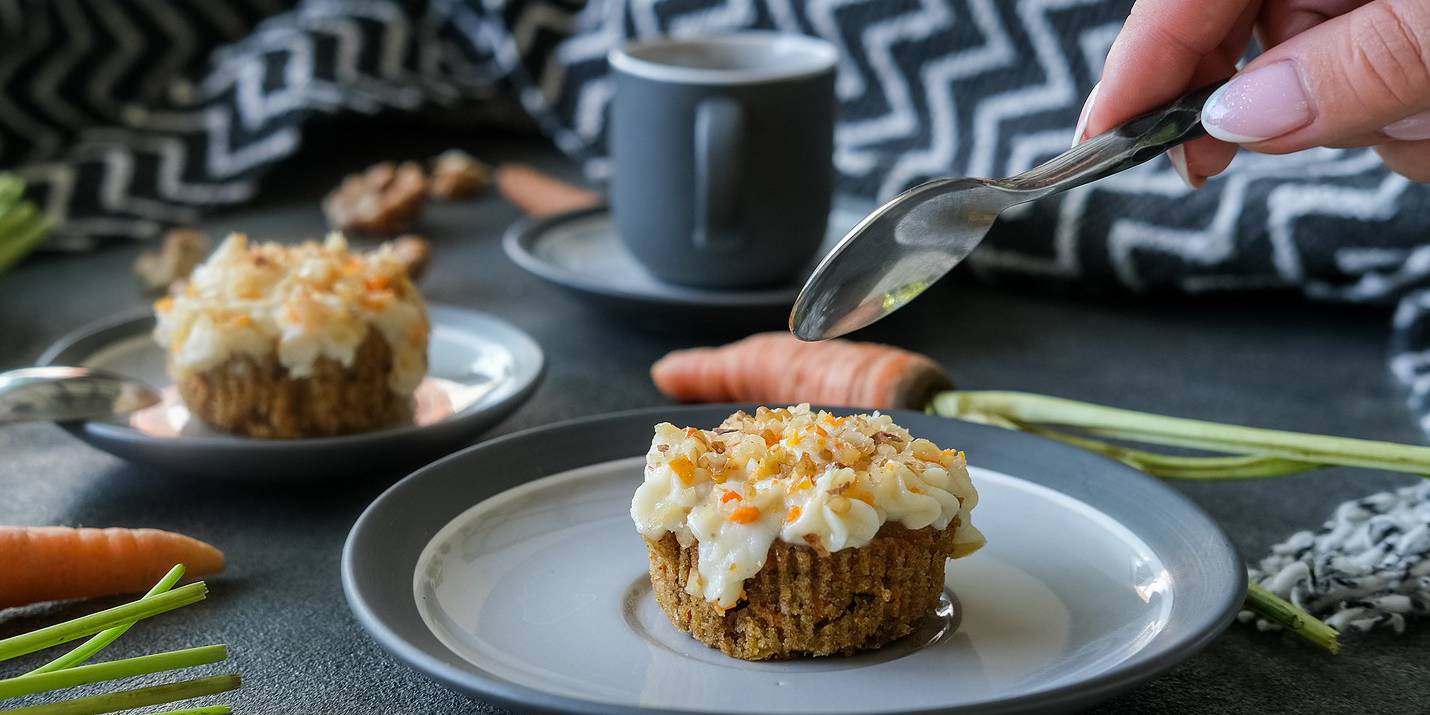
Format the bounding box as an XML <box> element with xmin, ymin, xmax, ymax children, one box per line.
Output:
<box><xmin>1202</xmin><ymin>0</ymin><xmax>1430</xmax><ymax>152</ymax></box>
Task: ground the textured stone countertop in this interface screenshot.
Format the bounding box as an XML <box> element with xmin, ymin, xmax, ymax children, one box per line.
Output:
<box><xmin>2</xmin><ymin>124</ymin><xmax>1426</xmax><ymax>713</ymax></box>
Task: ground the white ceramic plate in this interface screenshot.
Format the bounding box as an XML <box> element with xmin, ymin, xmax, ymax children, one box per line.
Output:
<box><xmin>344</xmin><ymin>406</ymin><xmax>1244</xmax><ymax>714</ymax></box>
<box><xmin>37</xmin><ymin>304</ymin><xmax>544</xmax><ymax>480</ymax></box>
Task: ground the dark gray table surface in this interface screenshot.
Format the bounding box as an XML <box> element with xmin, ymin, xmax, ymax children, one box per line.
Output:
<box><xmin>3</xmin><ymin>125</ymin><xmax>1427</xmax><ymax>714</ymax></box>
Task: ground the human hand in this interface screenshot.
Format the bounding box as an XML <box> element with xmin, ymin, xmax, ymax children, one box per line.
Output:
<box><xmin>1074</xmin><ymin>0</ymin><xmax>1430</xmax><ymax>184</ymax></box>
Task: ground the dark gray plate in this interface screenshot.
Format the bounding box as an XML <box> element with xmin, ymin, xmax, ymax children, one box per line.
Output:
<box><xmin>342</xmin><ymin>405</ymin><xmax>1244</xmax><ymax>715</ymax></box>
<box><xmin>37</xmin><ymin>304</ymin><xmax>544</xmax><ymax>480</ymax></box>
<box><xmin>501</xmin><ymin>205</ymin><xmax>867</xmax><ymax>331</ymax></box>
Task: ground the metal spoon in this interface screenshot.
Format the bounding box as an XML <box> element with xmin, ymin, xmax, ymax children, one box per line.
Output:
<box><xmin>790</xmin><ymin>82</ymin><xmax>1224</xmax><ymax>341</ymax></box>
<box><xmin>0</xmin><ymin>367</ymin><xmax>162</xmax><ymax>424</ymax></box>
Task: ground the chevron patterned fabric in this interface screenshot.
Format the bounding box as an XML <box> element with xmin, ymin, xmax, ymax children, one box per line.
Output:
<box><xmin>4</xmin><ymin>0</ymin><xmax>1430</xmax><ymax>630</ymax></box>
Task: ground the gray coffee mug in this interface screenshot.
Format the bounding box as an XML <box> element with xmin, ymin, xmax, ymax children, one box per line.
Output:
<box><xmin>609</xmin><ymin>33</ymin><xmax>837</xmax><ymax>289</ymax></box>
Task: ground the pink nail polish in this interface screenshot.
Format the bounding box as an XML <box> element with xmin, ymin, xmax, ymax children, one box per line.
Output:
<box><xmin>1071</xmin><ymin>82</ymin><xmax>1099</xmax><ymax>147</ymax></box>
<box><xmin>1384</xmin><ymin>109</ymin><xmax>1430</xmax><ymax>141</ymax></box>
<box><xmin>1201</xmin><ymin>61</ymin><xmax>1313</xmax><ymax>143</ymax></box>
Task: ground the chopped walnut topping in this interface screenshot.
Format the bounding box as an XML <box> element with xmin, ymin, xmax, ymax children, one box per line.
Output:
<box><xmin>323</xmin><ymin>161</ymin><xmax>427</xmax><ymax>235</ymax></box>
<box><xmin>428</xmin><ymin>149</ymin><xmax>491</xmax><ymax>199</ymax></box>
<box><xmin>873</xmin><ymin>431</ymin><xmax>903</xmax><ymax>446</ymax></box>
<box><xmin>803</xmin><ymin>533</ymin><xmax>830</xmax><ymax>558</ymax></box>
<box><xmin>134</xmin><ymin>228</ymin><xmax>210</xmax><ymax>292</ymax></box>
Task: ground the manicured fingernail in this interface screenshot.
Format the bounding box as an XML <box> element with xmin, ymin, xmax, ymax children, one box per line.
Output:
<box><xmin>1383</xmin><ymin>109</ymin><xmax>1430</xmax><ymax>140</ymax></box>
<box><xmin>1071</xmin><ymin>82</ymin><xmax>1099</xmax><ymax>147</ymax></box>
<box><xmin>1201</xmin><ymin>61</ymin><xmax>1313</xmax><ymax>143</ymax></box>
<box><xmin>1166</xmin><ymin>145</ymin><xmax>1203</xmax><ymax>189</ymax></box>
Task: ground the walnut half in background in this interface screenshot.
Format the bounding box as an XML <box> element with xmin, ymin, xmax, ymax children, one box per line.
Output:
<box><xmin>322</xmin><ymin>161</ymin><xmax>427</xmax><ymax>236</ymax></box>
<box><xmin>428</xmin><ymin>150</ymin><xmax>490</xmax><ymax>200</ymax></box>
<box><xmin>133</xmin><ymin>228</ymin><xmax>210</xmax><ymax>291</ymax></box>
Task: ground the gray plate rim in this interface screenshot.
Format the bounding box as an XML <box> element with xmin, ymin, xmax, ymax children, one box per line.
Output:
<box><xmin>502</xmin><ymin>206</ymin><xmax>805</xmax><ymax>309</ymax></box>
<box><xmin>35</xmin><ymin>303</ymin><xmax>545</xmax><ymax>454</ymax></box>
<box><xmin>342</xmin><ymin>404</ymin><xmax>1245</xmax><ymax>715</ymax></box>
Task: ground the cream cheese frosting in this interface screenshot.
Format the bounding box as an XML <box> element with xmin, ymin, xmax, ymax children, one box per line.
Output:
<box><xmin>152</xmin><ymin>232</ymin><xmax>428</xmax><ymax>394</ymax></box>
<box><xmin>631</xmin><ymin>404</ymin><xmax>984</xmax><ymax>610</ymax></box>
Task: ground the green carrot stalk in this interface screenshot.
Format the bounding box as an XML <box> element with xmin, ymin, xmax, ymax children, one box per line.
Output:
<box><xmin>0</xmin><ymin>584</ymin><xmax>207</xmax><ymax>663</ymax></box>
<box><xmin>0</xmin><ymin>645</ymin><xmax>227</xmax><ymax>700</ymax></box>
<box><xmin>1244</xmin><ymin>583</ymin><xmax>1341</xmax><ymax>653</ymax></box>
<box><xmin>146</xmin><ymin>707</ymin><xmax>231</xmax><ymax>715</ymax></box>
<box><xmin>0</xmin><ymin>211</ymin><xmax>53</xmax><ymax>273</ymax></box>
<box><xmin>0</xmin><ymin>176</ymin><xmax>22</xmax><ymax>214</ymax></box>
<box><xmin>1013</xmin><ymin>423</ymin><xmax>1320</xmax><ymax>479</ymax></box>
<box><xmin>27</xmin><ymin>566</ymin><xmax>188</xmax><ymax>675</ymax></box>
<box><xmin>0</xmin><ymin>674</ymin><xmax>239</xmax><ymax>715</ymax></box>
<box><xmin>933</xmin><ymin>391</ymin><xmax>1430</xmax><ymax>476</ymax></box>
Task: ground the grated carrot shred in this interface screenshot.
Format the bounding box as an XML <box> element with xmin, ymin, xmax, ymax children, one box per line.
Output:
<box><xmin>785</xmin><ymin>506</ymin><xmax>801</xmax><ymax>523</ymax></box>
<box><xmin>154</xmin><ymin>296</ymin><xmax>174</xmax><ymax>313</ymax></box>
<box><xmin>729</xmin><ymin>506</ymin><xmax>761</xmax><ymax>524</ymax></box>
<box><xmin>721</xmin><ymin>490</ymin><xmax>742</xmax><ymax>503</ymax></box>
<box><xmin>364</xmin><ymin>274</ymin><xmax>392</xmax><ymax>291</ymax></box>
<box><xmin>669</xmin><ymin>456</ymin><xmax>696</xmax><ymax>485</ymax></box>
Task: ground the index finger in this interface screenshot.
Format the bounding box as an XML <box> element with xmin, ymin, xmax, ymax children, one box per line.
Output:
<box><xmin>1086</xmin><ymin>0</ymin><xmax>1256</xmax><ymax>136</ymax></box>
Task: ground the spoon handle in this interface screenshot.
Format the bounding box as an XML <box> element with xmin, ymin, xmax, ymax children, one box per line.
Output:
<box><xmin>1004</xmin><ymin>80</ymin><xmax>1226</xmax><ymax>195</ymax></box>
<box><xmin>0</xmin><ymin>367</ymin><xmax>158</xmax><ymax>424</ymax></box>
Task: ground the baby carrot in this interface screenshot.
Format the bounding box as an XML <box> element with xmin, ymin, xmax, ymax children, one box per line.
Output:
<box><xmin>0</xmin><ymin>527</ymin><xmax>224</xmax><ymax>609</ymax></box>
<box><xmin>650</xmin><ymin>333</ymin><xmax>952</xmax><ymax>410</ymax></box>
<box><xmin>494</xmin><ymin>163</ymin><xmax>600</xmax><ymax>217</ymax></box>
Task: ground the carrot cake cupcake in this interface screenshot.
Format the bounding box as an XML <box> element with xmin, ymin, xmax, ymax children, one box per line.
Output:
<box><xmin>631</xmin><ymin>404</ymin><xmax>984</xmax><ymax>660</ymax></box>
<box><xmin>152</xmin><ymin>233</ymin><xmax>429</xmax><ymax>438</ymax></box>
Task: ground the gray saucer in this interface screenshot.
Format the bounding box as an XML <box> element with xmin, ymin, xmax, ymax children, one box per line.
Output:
<box><xmin>343</xmin><ymin>405</ymin><xmax>1245</xmax><ymax>715</ymax></box>
<box><xmin>502</xmin><ymin>205</ymin><xmax>867</xmax><ymax>326</ymax></box>
<box><xmin>36</xmin><ymin>304</ymin><xmax>544</xmax><ymax>480</ymax></box>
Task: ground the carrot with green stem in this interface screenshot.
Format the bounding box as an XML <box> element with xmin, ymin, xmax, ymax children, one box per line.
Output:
<box><xmin>0</xmin><ymin>528</ymin><xmax>223</xmax><ymax>609</ymax></box>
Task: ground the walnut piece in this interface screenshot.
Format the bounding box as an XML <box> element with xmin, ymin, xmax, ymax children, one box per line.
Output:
<box><xmin>385</xmin><ymin>234</ymin><xmax>431</xmax><ymax>282</ymax></box>
<box><xmin>133</xmin><ymin>228</ymin><xmax>210</xmax><ymax>292</ymax></box>
<box><xmin>428</xmin><ymin>150</ymin><xmax>490</xmax><ymax>199</ymax></box>
<box><xmin>322</xmin><ymin>161</ymin><xmax>427</xmax><ymax>235</ymax></box>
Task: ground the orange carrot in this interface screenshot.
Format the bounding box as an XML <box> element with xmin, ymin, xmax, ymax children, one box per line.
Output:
<box><xmin>728</xmin><ymin>506</ymin><xmax>762</xmax><ymax>524</ymax></box>
<box><xmin>0</xmin><ymin>527</ymin><xmax>225</xmax><ymax>609</ymax></box>
<box><xmin>495</xmin><ymin>163</ymin><xmax>601</xmax><ymax>217</ymax></box>
<box><xmin>650</xmin><ymin>333</ymin><xmax>952</xmax><ymax>410</ymax></box>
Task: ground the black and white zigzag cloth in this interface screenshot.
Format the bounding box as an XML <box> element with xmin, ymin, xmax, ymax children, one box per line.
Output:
<box><xmin>4</xmin><ymin>0</ymin><xmax>1430</xmax><ymax>629</ymax></box>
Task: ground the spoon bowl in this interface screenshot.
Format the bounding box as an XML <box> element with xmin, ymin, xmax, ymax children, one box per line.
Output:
<box><xmin>790</xmin><ymin>177</ymin><xmax>1018</xmax><ymax>340</ymax></box>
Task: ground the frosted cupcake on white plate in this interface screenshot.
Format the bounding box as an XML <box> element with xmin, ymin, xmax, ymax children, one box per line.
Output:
<box><xmin>152</xmin><ymin>233</ymin><xmax>428</xmax><ymax>438</ymax></box>
<box><xmin>631</xmin><ymin>404</ymin><xmax>984</xmax><ymax>660</ymax></box>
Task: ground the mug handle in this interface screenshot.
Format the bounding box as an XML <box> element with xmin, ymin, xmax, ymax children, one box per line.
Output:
<box><xmin>692</xmin><ymin>97</ymin><xmax>745</xmax><ymax>252</ymax></box>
